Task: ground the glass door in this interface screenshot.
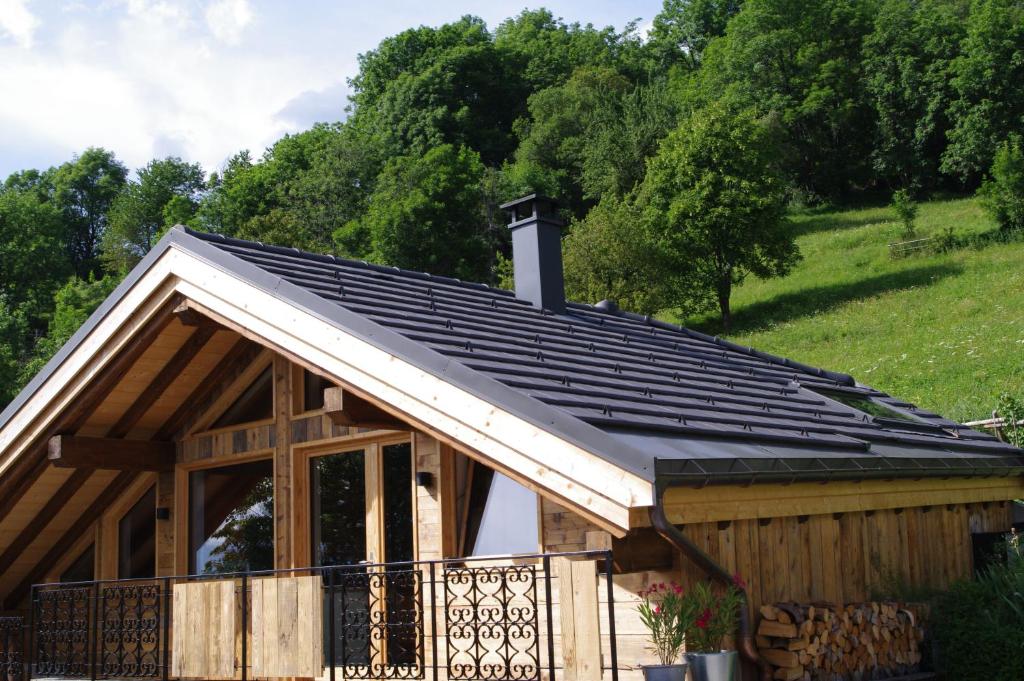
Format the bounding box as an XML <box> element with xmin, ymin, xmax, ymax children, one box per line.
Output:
<box><xmin>311</xmin><ymin>442</ymin><xmax>416</xmax><ymax>673</ymax></box>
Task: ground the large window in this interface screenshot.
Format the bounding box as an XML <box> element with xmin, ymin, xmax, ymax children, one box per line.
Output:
<box><xmin>189</xmin><ymin>459</ymin><xmax>274</xmax><ymax>574</ymax></box>
<box><xmin>459</xmin><ymin>463</ymin><xmax>539</xmax><ymax>557</ymax></box>
<box><xmin>118</xmin><ymin>486</ymin><xmax>156</xmax><ymax>579</ymax></box>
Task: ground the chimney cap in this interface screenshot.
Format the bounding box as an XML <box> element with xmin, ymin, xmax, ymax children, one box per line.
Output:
<box><xmin>498</xmin><ymin>192</ymin><xmax>557</xmax><ymax>210</ymax></box>
<box><xmin>500</xmin><ymin>193</ymin><xmax>562</xmax><ymax>226</ymax></box>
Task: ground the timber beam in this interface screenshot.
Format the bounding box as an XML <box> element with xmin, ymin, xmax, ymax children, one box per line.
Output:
<box><xmin>48</xmin><ymin>435</ymin><xmax>175</xmax><ymax>472</ymax></box>
<box><xmin>323</xmin><ymin>387</ymin><xmax>410</xmax><ymax>431</ymax></box>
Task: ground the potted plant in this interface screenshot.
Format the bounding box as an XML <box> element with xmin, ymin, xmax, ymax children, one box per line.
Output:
<box><xmin>637</xmin><ymin>581</ymin><xmax>694</xmax><ymax>681</ymax></box>
<box><xmin>683</xmin><ymin>578</ymin><xmax>745</xmax><ymax>681</ymax></box>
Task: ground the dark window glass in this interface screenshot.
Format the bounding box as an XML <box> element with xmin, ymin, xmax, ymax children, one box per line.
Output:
<box><xmin>464</xmin><ymin>468</ymin><xmax>538</xmax><ymax>557</ymax></box>
<box><xmin>311</xmin><ymin>450</ymin><xmax>367</xmax><ymax>567</ymax></box>
<box><xmin>382</xmin><ymin>443</ymin><xmax>414</xmax><ymax>563</ymax></box>
<box><xmin>189</xmin><ymin>459</ymin><xmax>274</xmax><ymax>574</ymax></box>
<box><xmin>303</xmin><ymin>369</ymin><xmax>332</xmax><ymax>412</ymax></box>
<box><xmin>212</xmin><ymin>366</ymin><xmax>273</xmax><ymax>429</ymax></box>
<box><xmin>118</xmin><ymin>486</ymin><xmax>156</xmax><ymax>579</ymax></box>
<box><xmin>313</xmin><ymin>450</ymin><xmax>369</xmax><ymax>667</ymax></box>
<box><xmin>814</xmin><ymin>389</ymin><xmax>918</xmax><ymax>422</ymax></box>
<box><xmin>381</xmin><ymin>443</ymin><xmax>416</xmax><ymax>665</ymax></box>
<box><xmin>61</xmin><ymin>544</ymin><xmax>95</xmax><ymax>583</ymax></box>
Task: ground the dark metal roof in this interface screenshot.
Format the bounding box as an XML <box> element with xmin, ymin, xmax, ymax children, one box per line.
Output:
<box><xmin>3</xmin><ymin>226</ymin><xmax>1023</xmax><ymax>487</ymax></box>
<box><xmin>181</xmin><ymin>228</ymin><xmax>1024</xmax><ymax>484</ymax></box>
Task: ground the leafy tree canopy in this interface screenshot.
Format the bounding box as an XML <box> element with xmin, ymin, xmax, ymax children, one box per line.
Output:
<box><xmin>639</xmin><ymin>100</ymin><xmax>798</xmax><ymax>327</ymax></box>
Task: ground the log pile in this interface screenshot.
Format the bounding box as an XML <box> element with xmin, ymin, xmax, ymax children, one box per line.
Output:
<box><xmin>755</xmin><ymin>602</ymin><xmax>925</xmax><ymax>681</ymax></box>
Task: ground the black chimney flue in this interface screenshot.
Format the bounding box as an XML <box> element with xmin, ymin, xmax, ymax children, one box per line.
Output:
<box><xmin>500</xmin><ymin>193</ymin><xmax>565</xmax><ymax>314</ymax></box>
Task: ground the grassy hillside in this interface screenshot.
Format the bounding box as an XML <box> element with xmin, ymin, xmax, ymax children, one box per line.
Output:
<box><xmin>682</xmin><ymin>197</ymin><xmax>1024</xmax><ymax>423</ymax></box>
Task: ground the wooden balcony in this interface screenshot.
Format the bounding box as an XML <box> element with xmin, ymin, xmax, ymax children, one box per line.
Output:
<box><xmin>2</xmin><ymin>551</ymin><xmax>616</xmax><ymax>681</ymax></box>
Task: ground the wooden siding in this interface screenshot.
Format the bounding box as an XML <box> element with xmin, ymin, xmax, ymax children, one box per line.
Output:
<box><xmin>541</xmin><ymin>498</ymin><xmax>1014</xmax><ymax>679</ymax></box>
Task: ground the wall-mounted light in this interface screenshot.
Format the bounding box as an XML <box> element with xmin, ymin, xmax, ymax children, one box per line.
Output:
<box><xmin>156</xmin><ymin>507</ymin><xmax>171</xmax><ymax>520</ymax></box>
<box><xmin>415</xmin><ymin>471</ymin><xmax>433</xmax><ymax>488</ymax></box>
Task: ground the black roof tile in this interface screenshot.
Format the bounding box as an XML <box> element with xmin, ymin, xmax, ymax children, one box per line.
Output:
<box><xmin>183</xmin><ymin>229</ymin><xmax>1024</xmax><ymax>482</ymax></box>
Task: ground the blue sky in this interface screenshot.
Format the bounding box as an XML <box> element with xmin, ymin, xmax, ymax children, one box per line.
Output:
<box><xmin>0</xmin><ymin>0</ymin><xmax>662</xmax><ymax>179</ymax></box>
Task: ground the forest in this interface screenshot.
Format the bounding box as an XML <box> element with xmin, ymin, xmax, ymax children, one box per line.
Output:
<box><xmin>2</xmin><ymin>0</ymin><xmax>1023</xmax><ymax>409</ymax></box>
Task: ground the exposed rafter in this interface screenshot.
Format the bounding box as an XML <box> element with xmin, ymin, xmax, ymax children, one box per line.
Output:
<box><xmin>107</xmin><ymin>324</ymin><xmax>217</xmax><ymax>439</ymax></box>
<box><xmin>5</xmin><ymin>471</ymin><xmax>136</xmax><ymax>609</ymax></box>
<box><xmin>0</xmin><ymin>468</ymin><xmax>93</xmax><ymax>576</ymax></box>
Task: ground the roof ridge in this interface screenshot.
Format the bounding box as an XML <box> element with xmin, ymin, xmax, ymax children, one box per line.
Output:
<box><xmin>181</xmin><ymin>226</ymin><xmax>514</xmax><ymax>296</ymax></box>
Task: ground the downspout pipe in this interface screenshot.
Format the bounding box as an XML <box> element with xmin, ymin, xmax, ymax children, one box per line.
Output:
<box><xmin>649</xmin><ymin>481</ymin><xmax>772</xmax><ymax>681</ymax></box>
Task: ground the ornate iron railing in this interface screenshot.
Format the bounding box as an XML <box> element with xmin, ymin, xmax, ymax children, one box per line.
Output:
<box><xmin>23</xmin><ymin>551</ymin><xmax>617</xmax><ymax>681</ymax></box>
<box><xmin>0</xmin><ymin>616</ymin><xmax>24</xmax><ymax>681</ymax></box>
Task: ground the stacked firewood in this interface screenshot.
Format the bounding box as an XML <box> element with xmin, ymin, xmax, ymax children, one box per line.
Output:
<box><xmin>755</xmin><ymin>601</ymin><xmax>925</xmax><ymax>681</ymax></box>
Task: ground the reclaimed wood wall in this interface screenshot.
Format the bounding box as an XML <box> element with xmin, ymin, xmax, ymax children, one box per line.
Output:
<box><xmin>540</xmin><ymin>497</ymin><xmax>1014</xmax><ymax>679</ymax></box>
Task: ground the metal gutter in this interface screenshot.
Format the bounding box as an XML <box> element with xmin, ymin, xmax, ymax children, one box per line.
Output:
<box><xmin>654</xmin><ymin>454</ymin><xmax>1024</xmax><ymax>488</ymax></box>
<box><xmin>649</xmin><ymin>478</ymin><xmax>772</xmax><ymax>681</ymax></box>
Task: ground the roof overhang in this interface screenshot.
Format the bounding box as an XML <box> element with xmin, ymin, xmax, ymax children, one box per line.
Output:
<box><xmin>0</xmin><ymin>231</ymin><xmax>655</xmax><ymax>534</ymax></box>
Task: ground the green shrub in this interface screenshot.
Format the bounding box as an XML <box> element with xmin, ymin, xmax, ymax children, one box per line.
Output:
<box><xmin>980</xmin><ymin>138</ymin><xmax>1024</xmax><ymax>232</ymax></box>
<box><xmin>892</xmin><ymin>189</ymin><xmax>919</xmax><ymax>239</ymax></box>
<box><xmin>995</xmin><ymin>393</ymin><xmax>1024</xmax><ymax>447</ymax></box>
<box><xmin>931</xmin><ymin>558</ymin><xmax>1024</xmax><ymax>680</ymax></box>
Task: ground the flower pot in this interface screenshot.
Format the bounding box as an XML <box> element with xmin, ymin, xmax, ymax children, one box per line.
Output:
<box><xmin>685</xmin><ymin>651</ymin><xmax>738</xmax><ymax>681</ymax></box>
<box><xmin>640</xmin><ymin>662</ymin><xmax>688</xmax><ymax>681</ymax></box>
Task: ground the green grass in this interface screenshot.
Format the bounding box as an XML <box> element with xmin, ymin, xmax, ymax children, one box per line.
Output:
<box><xmin>680</xmin><ymin>197</ymin><xmax>1024</xmax><ymax>423</ymax></box>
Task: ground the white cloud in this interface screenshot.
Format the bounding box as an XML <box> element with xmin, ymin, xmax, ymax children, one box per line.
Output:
<box><xmin>0</xmin><ymin>0</ymin><xmax>339</xmax><ymax>177</ymax></box>
<box><xmin>205</xmin><ymin>0</ymin><xmax>253</xmax><ymax>45</ymax></box>
<box><xmin>0</xmin><ymin>0</ymin><xmax>39</xmax><ymax>48</ymax></box>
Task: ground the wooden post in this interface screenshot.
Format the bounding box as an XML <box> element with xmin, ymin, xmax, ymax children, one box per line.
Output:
<box><xmin>554</xmin><ymin>558</ymin><xmax>602</xmax><ymax>681</ymax></box>
<box><xmin>273</xmin><ymin>355</ymin><xmax>293</xmax><ymax>569</ymax></box>
<box><xmin>156</xmin><ymin>469</ymin><xmax>176</xmax><ymax>577</ymax></box>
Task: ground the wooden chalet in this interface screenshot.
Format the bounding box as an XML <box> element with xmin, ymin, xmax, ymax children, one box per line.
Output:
<box><xmin>0</xmin><ymin>194</ymin><xmax>1021</xmax><ymax>681</ymax></box>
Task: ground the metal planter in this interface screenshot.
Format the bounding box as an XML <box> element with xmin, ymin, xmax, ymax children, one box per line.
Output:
<box><xmin>685</xmin><ymin>651</ymin><xmax>738</xmax><ymax>681</ymax></box>
<box><xmin>640</xmin><ymin>662</ymin><xmax>689</xmax><ymax>681</ymax></box>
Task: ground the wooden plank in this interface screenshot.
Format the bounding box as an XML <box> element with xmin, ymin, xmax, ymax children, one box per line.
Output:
<box><xmin>251</xmin><ymin>576</ymin><xmax>323</xmax><ymax>677</ymax></box>
<box><xmin>556</xmin><ymin>558</ymin><xmax>602</xmax><ymax>681</ymax></box>
<box><xmin>653</xmin><ymin>478</ymin><xmax>1024</xmax><ymax>526</ymax></box>
<box><xmin>172</xmin><ymin>580</ymin><xmax>237</xmax><ymax>679</ymax></box>
<box><xmin>0</xmin><ymin>468</ymin><xmax>92</xmax><ymax>576</ymax></box>
<box><xmin>47</xmin><ymin>435</ymin><xmax>175</xmax><ymax>471</ymax></box>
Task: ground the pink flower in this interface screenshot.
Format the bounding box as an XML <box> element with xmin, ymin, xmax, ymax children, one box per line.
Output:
<box><xmin>732</xmin><ymin>573</ymin><xmax>747</xmax><ymax>590</ymax></box>
<box><xmin>673</xmin><ymin>584</ymin><xmax>683</xmax><ymax>594</ymax></box>
<box><xmin>696</xmin><ymin>608</ymin><xmax>712</xmax><ymax>629</ymax></box>
<box><xmin>654</xmin><ymin>605</ymin><xmax>661</xmax><ymax>615</ymax></box>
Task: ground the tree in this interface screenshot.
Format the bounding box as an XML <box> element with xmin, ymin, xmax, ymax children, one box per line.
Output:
<box><xmin>350</xmin><ymin>16</ymin><xmax>522</xmax><ymax>165</ymax></box>
<box><xmin>508</xmin><ymin>67</ymin><xmax>633</xmax><ymax>216</ymax></box>
<box><xmin>640</xmin><ymin>101</ymin><xmax>798</xmax><ymax>328</ymax></box>
<box><xmin>562</xmin><ymin>196</ymin><xmax>676</xmax><ymax>314</ymax></box>
<box><xmin>102</xmin><ymin>157</ymin><xmax>205</xmax><ymax>271</ymax></box>
<box><xmin>697</xmin><ymin>0</ymin><xmax>879</xmax><ymax>198</ymax></box>
<box><xmin>51</xmin><ymin>148</ymin><xmax>128</xmax><ymax>275</ymax></box>
<box><xmin>20</xmin><ymin>275</ymin><xmax>120</xmax><ymax>384</ymax></box>
<box><xmin>979</xmin><ymin>136</ymin><xmax>1024</xmax><ymax>231</ymax></box>
<box><xmin>337</xmin><ymin>144</ymin><xmax>492</xmax><ymax>281</ymax></box>
<box><xmin>0</xmin><ymin>189</ymin><xmax>72</xmax><ymax>325</ymax></box>
<box><xmin>196</xmin><ymin>124</ymin><xmax>376</xmax><ymax>253</ymax></box>
<box><xmin>648</xmin><ymin>0</ymin><xmax>743</xmax><ymax>70</ymax></box>
<box><xmin>862</xmin><ymin>0</ymin><xmax>967</xmax><ymax>190</ymax></box>
<box><xmin>494</xmin><ymin>8</ymin><xmax>648</xmax><ymax>93</ymax></box>
<box><xmin>942</xmin><ymin>0</ymin><xmax>1024</xmax><ymax>183</ymax></box>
